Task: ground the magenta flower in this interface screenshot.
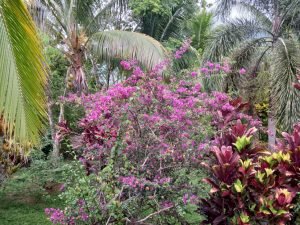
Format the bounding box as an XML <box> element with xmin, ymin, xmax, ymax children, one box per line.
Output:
<box><xmin>174</xmin><ymin>39</ymin><xmax>192</xmax><ymax>59</ymax></box>
<box><xmin>190</xmin><ymin>71</ymin><xmax>198</xmax><ymax>77</ymax></box>
<box><xmin>239</xmin><ymin>68</ymin><xmax>246</xmax><ymax>75</ymax></box>
<box><xmin>120</xmin><ymin>60</ymin><xmax>132</xmax><ymax>70</ymax></box>
<box><xmin>200</xmin><ymin>67</ymin><xmax>209</xmax><ymax>74</ymax></box>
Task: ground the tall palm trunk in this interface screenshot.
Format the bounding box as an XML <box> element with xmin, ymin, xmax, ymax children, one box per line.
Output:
<box><xmin>268</xmin><ymin>108</ymin><xmax>276</xmax><ymax>150</ymax></box>
<box><xmin>51</xmin><ymin>48</ymin><xmax>87</xmax><ymax>158</ymax></box>
<box><xmin>46</xmin><ymin>90</ymin><xmax>59</xmax><ymax>158</ymax></box>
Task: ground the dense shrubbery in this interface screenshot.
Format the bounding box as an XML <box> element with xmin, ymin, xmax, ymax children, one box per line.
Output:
<box><xmin>45</xmin><ymin>56</ymin><xmax>262</xmax><ymax>224</ymax></box>
<box><xmin>44</xmin><ymin>42</ymin><xmax>300</xmax><ymax>225</ymax></box>
<box><xmin>201</xmin><ymin>121</ymin><xmax>300</xmax><ymax>224</ymax></box>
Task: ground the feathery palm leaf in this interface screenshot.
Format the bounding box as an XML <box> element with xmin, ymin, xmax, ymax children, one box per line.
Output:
<box><xmin>203</xmin><ymin>19</ymin><xmax>265</xmax><ymax>62</ymax></box>
<box><xmin>0</xmin><ymin>0</ymin><xmax>47</xmax><ymax>146</ymax></box>
<box><xmin>89</xmin><ymin>31</ymin><xmax>167</xmax><ymax>70</ymax></box>
<box><xmin>271</xmin><ymin>37</ymin><xmax>300</xmax><ymax>131</ymax></box>
<box><xmin>133</xmin><ymin>0</ymin><xmax>198</xmax><ymax>42</ymax></box>
<box><xmin>208</xmin><ymin>0</ymin><xmax>300</xmax><ymax>131</ymax></box>
<box><xmin>190</xmin><ymin>11</ymin><xmax>213</xmax><ymax>52</ymax></box>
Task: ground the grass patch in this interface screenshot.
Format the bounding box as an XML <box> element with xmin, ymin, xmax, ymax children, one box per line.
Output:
<box><xmin>0</xmin><ymin>157</ymin><xmax>67</xmax><ymax>225</ymax></box>
<box><xmin>0</xmin><ymin>192</ymin><xmax>63</xmax><ymax>225</ymax></box>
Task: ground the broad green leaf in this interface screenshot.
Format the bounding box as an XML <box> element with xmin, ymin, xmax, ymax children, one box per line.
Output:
<box><xmin>88</xmin><ymin>30</ymin><xmax>167</xmax><ymax>70</ymax></box>
<box><xmin>0</xmin><ymin>0</ymin><xmax>47</xmax><ymax>148</ymax></box>
<box><xmin>233</xmin><ymin>135</ymin><xmax>252</xmax><ymax>152</ymax></box>
<box><xmin>233</xmin><ymin>179</ymin><xmax>244</xmax><ymax>193</ymax></box>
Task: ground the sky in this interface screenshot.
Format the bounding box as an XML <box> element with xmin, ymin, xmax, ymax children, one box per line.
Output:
<box><xmin>205</xmin><ymin>0</ymin><xmax>242</xmax><ymax>19</ymax></box>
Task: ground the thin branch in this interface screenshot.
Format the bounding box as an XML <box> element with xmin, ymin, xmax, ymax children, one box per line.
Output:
<box><xmin>136</xmin><ymin>206</ymin><xmax>173</xmax><ymax>223</ymax></box>
<box><xmin>160</xmin><ymin>6</ymin><xmax>183</xmax><ymax>41</ymax></box>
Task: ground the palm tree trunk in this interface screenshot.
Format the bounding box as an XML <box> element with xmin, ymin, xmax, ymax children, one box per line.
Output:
<box><xmin>47</xmin><ymin>94</ymin><xmax>60</xmax><ymax>158</ymax></box>
<box><xmin>107</xmin><ymin>65</ymin><xmax>112</xmax><ymax>89</ymax></box>
<box><xmin>268</xmin><ymin>106</ymin><xmax>276</xmax><ymax>151</ymax></box>
<box><xmin>0</xmin><ymin>134</ymin><xmax>5</xmax><ymax>184</ymax></box>
<box><xmin>51</xmin><ymin>50</ymin><xmax>87</xmax><ymax>159</ymax></box>
<box><xmin>51</xmin><ymin>102</ymin><xmax>64</xmax><ymax>158</ymax></box>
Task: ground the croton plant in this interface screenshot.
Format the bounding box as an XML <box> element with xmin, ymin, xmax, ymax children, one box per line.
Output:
<box><xmin>201</xmin><ymin>121</ymin><xmax>300</xmax><ymax>225</ymax></box>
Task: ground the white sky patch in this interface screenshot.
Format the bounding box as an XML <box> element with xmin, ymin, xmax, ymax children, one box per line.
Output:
<box><xmin>206</xmin><ymin>0</ymin><xmax>243</xmax><ymax>19</ymax></box>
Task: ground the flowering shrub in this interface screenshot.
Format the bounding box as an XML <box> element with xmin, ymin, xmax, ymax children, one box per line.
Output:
<box><xmin>174</xmin><ymin>39</ymin><xmax>192</xmax><ymax>59</ymax></box>
<box><xmin>196</xmin><ymin>61</ymin><xmax>232</xmax><ymax>92</ymax></box>
<box><xmin>45</xmin><ymin>56</ymin><xmax>261</xmax><ymax>224</ymax></box>
<box><xmin>200</xmin><ymin>121</ymin><xmax>300</xmax><ymax>225</ymax></box>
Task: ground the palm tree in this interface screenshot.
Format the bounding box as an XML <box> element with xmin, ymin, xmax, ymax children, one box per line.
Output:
<box><xmin>189</xmin><ymin>10</ymin><xmax>213</xmax><ymax>54</ymax></box>
<box><xmin>0</xmin><ymin>0</ymin><xmax>47</xmax><ymax>149</ymax></box>
<box><xmin>131</xmin><ymin>0</ymin><xmax>199</xmax><ymax>42</ymax></box>
<box><xmin>203</xmin><ymin>0</ymin><xmax>300</xmax><ymax>148</ymax></box>
<box><xmin>32</xmin><ymin>0</ymin><xmax>166</xmax><ymax>93</ymax></box>
<box><xmin>30</xmin><ymin>0</ymin><xmax>167</xmax><ymax>157</ymax></box>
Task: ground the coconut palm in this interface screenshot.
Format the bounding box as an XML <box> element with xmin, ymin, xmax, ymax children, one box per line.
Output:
<box><xmin>31</xmin><ymin>0</ymin><xmax>166</xmax><ymax>94</ymax></box>
<box><xmin>203</xmin><ymin>0</ymin><xmax>300</xmax><ymax>148</ymax></box>
<box><xmin>29</xmin><ymin>0</ymin><xmax>167</xmax><ymax>157</ymax></box>
<box><xmin>0</xmin><ymin>0</ymin><xmax>47</xmax><ymax>149</ymax></box>
<box><xmin>189</xmin><ymin>6</ymin><xmax>213</xmax><ymax>54</ymax></box>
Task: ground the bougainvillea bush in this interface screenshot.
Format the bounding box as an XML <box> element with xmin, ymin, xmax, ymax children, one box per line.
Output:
<box><xmin>200</xmin><ymin>120</ymin><xmax>300</xmax><ymax>225</ymax></box>
<box><xmin>45</xmin><ymin>56</ymin><xmax>261</xmax><ymax>224</ymax></box>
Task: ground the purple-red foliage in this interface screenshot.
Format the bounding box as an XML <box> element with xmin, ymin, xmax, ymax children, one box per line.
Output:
<box><xmin>201</xmin><ymin>121</ymin><xmax>300</xmax><ymax>225</ymax></box>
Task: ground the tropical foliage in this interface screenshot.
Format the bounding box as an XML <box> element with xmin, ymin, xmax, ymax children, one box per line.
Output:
<box><xmin>204</xmin><ymin>0</ymin><xmax>300</xmax><ymax>131</ymax></box>
<box><xmin>2</xmin><ymin>1</ymin><xmax>300</xmax><ymax>225</ymax></box>
<box><xmin>0</xmin><ymin>0</ymin><xmax>47</xmax><ymax>147</ymax></box>
<box><xmin>201</xmin><ymin>121</ymin><xmax>300</xmax><ymax>224</ymax></box>
<box><xmin>44</xmin><ymin>58</ymin><xmax>261</xmax><ymax>224</ymax></box>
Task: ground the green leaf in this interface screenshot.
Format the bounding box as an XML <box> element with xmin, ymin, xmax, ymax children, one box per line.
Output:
<box><xmin>256</xmin><ymin>171</ymin><xmax>265</xmax><ymax>183</ymax></box>
<box><xmin>233</xmin><ymin>136</ymin><xmax>252</xmax><ymax>152</ymax></box>
<box><xmin>240</xmin><ymin>159</ymin><xmax>252</xmax><ymax>169</ymax></box>
<box><xmin>240</xmin><ymin>212</ymin><xmax>250</xmax><ymax>223</ymax></box>
<box><xmin>233</xmin><ymin>179</ymin><xmax>244</xmax><ymax>193</ymax></box>
<box><xmin>265</xmin><ymin>168</ymin><xmax>274</xmax><ymax>177</ymax></box>
<box><xmin>88</xmin><ymin>30</ymin><xmax>167</xmax><ymax>70</ymax></box>
<box><xmin>0</xmin><ymin>0</ymin><xmax>47</xmax><ymax>147</ymax></box>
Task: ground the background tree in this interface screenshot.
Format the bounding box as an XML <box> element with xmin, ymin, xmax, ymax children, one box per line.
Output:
<box><xmin>130</xmin><ymin>0</ymin><xmax>200</xmax><ymax>42</ymax></box>
<box><xmin>204</xmin><ymin>0</ymin><xmax>300</xmax><ymax>148</ymax></box>
<box><xmin>30</xmin><ymin>0</ymin><xmax>167</xmax><ymax>157</ymax></box>
<box><xmin>189</xmin><ymin>0</ymin><xmax>213</xmax><ymax>54</ymax></box>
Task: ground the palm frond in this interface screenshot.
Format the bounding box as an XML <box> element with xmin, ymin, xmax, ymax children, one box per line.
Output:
<box><xmin>238</xmin><ymin>2</ymin><xmax>272</xmax><ymax>29</ymax></box>
<box><xmin>135</xmin><ymin>0</ymin><xmax>198</xmax><ymax>41</ymax></box>
<box><xmin>0</xmin><ymin>0</ymin><xmax>48</xmax><ymax>146</ymax></box>
<box><xmin>85</xmin><ymin>0</ymin><xmax>129</xmax><ymax>34</ymax></box>
<box><xmin>271</xmin><ymin>36</ymin><xmax>300</xmax><ymax>131</ymax></box>
<box><xmin>88</xmin><ymin>31</ymin><xmax>167</xmax><ymax>70</ymax></box>
<box><xmin>215</xmin><ymin>0</ymin><xmax>276</xmax><ymax>18</ymax></box>
<box><xmin>189</xmin><ymin>10</ymin><xmax>213</xmax><ymax>52</ymax></box>
<box><xmin>230</xmin><ymin>38</ymin><xmax>268</xmax><ymax>69</ymax></box>
<box><xmin>203</xmin><ymin>19</ymin><xmax>268</xmax><ymax>62</ymax></box>
<box><xmin>215</xmin><ymin>0</ymin><xmax>238</xmax><ymax>18</ymax></box>
<box><xmin>31</xmin><ymin>0</ymin><xmax>129</xmax><ymax>35</ymax></box>
<box><xmin>224</xmin><ymin>38</ymin><xmax>269</xmax><ymax>96</ymax></box>
<box><xmin>158</xmin><ymin>0</ymin><xmax>197</xmax><ymax>41</ymax></box>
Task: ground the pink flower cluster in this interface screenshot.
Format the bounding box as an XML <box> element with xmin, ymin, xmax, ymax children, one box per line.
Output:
<box><xmin>182</xmin><ymin>193</ymin><xmax>199</xmax><ymax>205</ymax></box>
<box><xmin>120</xmin><ymin>60</ymin><xmax>137</xmax><ymax>71</ymax></box>
<box><xmin>45</xmin><ymin>200</ymin><xmax>90</xmax><ymax>224</ymax></box>
<box><xmin>239</xmin><ymin>68</ymin><xmax>247</xmax><ymax>75</ymax></box>
<box><xmin>199</xmin><ymin>61</ymin><xmax>231</xmax><ymax>77</ymax></box>
<box><xmin>119</xmin><ymin>176</ymin><xmax>147</xmax><ymax>189</ymax></box>
<box><xmin>48</xmin><ymin>57</ymin><xmax>261</xmax><ymax>224</ymax></box>
<box><xmin>45</xmin><ymin>208</ymin><xmax>69</xmax><ymax>225</ymax></box>
<box><xmin>74</xmin><ymin>61</ymin><xmax>260</xmax><ymax>185</ymax></box>
<box><xmin>174</xmin><ymin>39</ymin><xmax>192</xmax><ymax>59</ymax></box>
